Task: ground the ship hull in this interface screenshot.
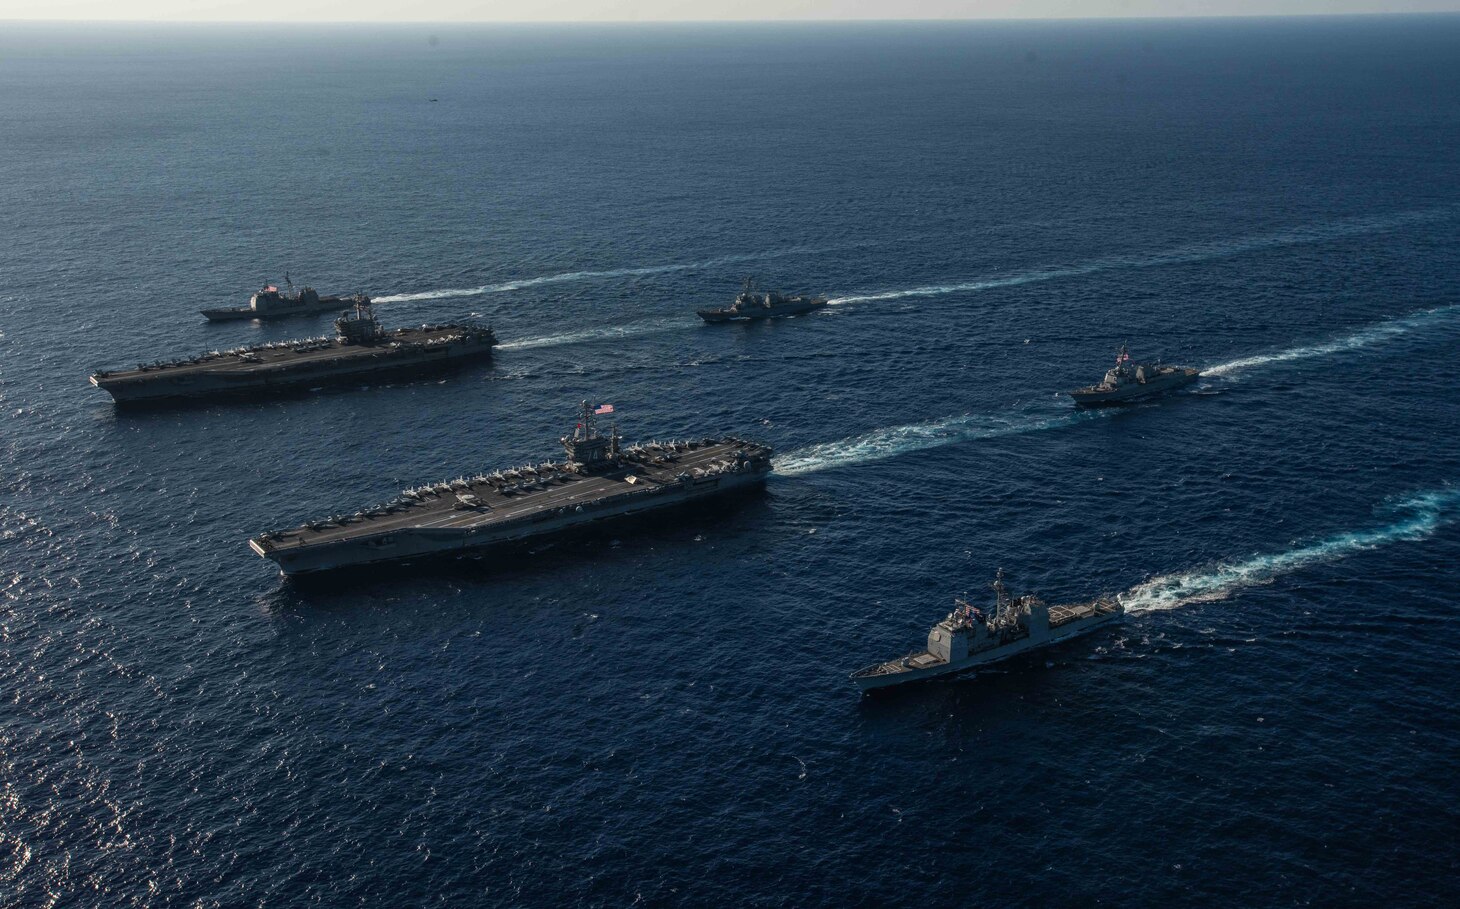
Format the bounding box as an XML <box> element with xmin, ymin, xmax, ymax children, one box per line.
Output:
<box><xmin>92</xmin><ymin>339</ymin><xmax>493</xmax><ymax>407</ymax></box>
<box><xmin>697</xmin><ymin>301</ymin><xmax>827</xmax><ymax>323</ymax></box>
<box><xmin>200</xmin><ymin>298</ymin><xmax>348</xmax><ymax>322</ymax></box>
<box><xmin>253</xmin><ymin>468</ymin><xmax>769</xmax><ymax>577</ymax></box>
<box><xmin>1069</xmin><ymin>369</ymin><xmax>1200</xmax><ymax>407</ymax></box>
<box><xmin>851</xmin><ymin>610</ymin><xmax>1122</xmax><ymax>692</ymax></box>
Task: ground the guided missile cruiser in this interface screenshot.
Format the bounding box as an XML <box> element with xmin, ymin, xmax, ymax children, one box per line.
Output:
<box><xmin>850</xmin><ymin>570</ymin><xmax>1123</xmax><ymax>692</ymax></box>
<box><xmin>200</xmin><ymin>274</ymin><xmax>368</xmax><ymax>322</ymax></box>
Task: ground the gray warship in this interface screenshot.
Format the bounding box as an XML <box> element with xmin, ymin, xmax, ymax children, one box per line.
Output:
<box><xmin>697</xmin><ymin>277</ymin><xmax>828</xmax><ymax>323</ymax></box>
<box><xmin>850</xmin><ymin>570</ymin><xmax>1122</xmax><ymax>692</ymax></box>
<box><xmin>90</xmin><ymin>302</ymin><xmax>496</xmax><ymax>406</ymax></box>
<box><xmin>1068</xmin><ymin>343</ymin><xmax>1200</xmax><ymax>407</ymax></box>
<box><xmin>249</xmin><ymin>402</ymin><xmax>773</xmax><ymax>577</ymax></box>
<box><xmin>201</xmin><ymin>275</ymin><xmax>368</xmax><ymax>322</ymax></box>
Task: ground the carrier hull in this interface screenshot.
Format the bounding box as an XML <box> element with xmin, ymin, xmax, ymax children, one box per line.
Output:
<box><xmin>250</xmin><ymin>435</ymin><xmax>773</xmax><ymax>578</ymax></box>
<box><xmin>90</xmin><ymin>328</ymin><xmax>495</xmax><ymax>407</ymax></box>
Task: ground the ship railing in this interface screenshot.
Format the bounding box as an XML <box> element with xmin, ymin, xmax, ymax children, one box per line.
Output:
<box><xmin>851</xmin><ymin>652</ymin><xmax>922</xmax><ymax>678</ymax></box>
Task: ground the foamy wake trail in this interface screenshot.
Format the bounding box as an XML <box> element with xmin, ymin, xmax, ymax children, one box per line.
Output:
<box><xmin>373</xmin><ymin>245</ymin><xmax>835</xmax><ymax>304</ymax></box>
<box><xmin>775</xmin><ymin>405</ymin><xmax>1098</xmax><ymax>476</ymax></box>
<box><xmin>779</xmin><ymin>300</ymin><xmax>1458</xmax><ymax>477</ymax></box>
<box><xmin>828</xmin><ymin>208</ymin><xmax>1450</xmax><ymax>306</ymax></box>
<box><xmin>497</xmin><ymin>317</ymin><xmax>692</xmax><ymax>351</ymax></box>
<box><xmin>828</xmin><ymin>265</ymin><xmax>1108</xmax><ymax>305</ymax></box>
<box><xmin>1203</xmin><ymin>304</ymin><xmax>1460</xmax><ymax>377</ymax></box>
<box><xmin>1121</xmin><ymin>488</ymin><xmax>1460</xmax><ymax>614</ymax></box>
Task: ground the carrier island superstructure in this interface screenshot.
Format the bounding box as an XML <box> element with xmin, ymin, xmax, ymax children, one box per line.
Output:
<box><xmin>90</xmin><ymin>303</ymin><xmax>496</xmax><ymax>406</ymax></box>
<box><xmin>249</xmin><ymin>403</ymin><xmax>773</xmax><ymax>577</ymax></box>
<box><xmin>851</xmin><ymin>570</ymin><xmax>1123</xmax><ymax>692</ymax></box>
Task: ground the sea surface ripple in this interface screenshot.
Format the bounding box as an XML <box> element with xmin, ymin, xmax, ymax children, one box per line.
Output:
<box><xmin>2</xmin><ymin>18</ymin><xmax>1459</xmax><ymax>908</ymax></box>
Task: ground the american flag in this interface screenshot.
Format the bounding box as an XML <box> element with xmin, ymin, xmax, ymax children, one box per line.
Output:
<box><xmin>594</xmin><ymin>404</ymin><xmax>614</xmax><ymax>415</ymax></box>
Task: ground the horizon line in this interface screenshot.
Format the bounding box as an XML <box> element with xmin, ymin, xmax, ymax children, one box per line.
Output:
<box><xmin>4</xmin><ymin>11</ymin><xmax>1459</xmax><ymax>26</ymax></box>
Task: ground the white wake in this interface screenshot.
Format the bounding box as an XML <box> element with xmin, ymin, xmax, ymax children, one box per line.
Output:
<box><xmin>775</xmin><ymin>405</ymin><xmax>1097</xmax><ymax>476</ymax></box>
<box><xmin>1121</xmin><ymin>488</ymin><xmax>1460</xmax><ymax>614</ymax></box>
<box><xmin>1203</xmin><ymin>304</ymin><xmax>1460</xmax><ymax>377</ymax></box>
<box><xmin>778</xmin><ymin>303</ymin><xmax>1456</xmax><ymax>477</ymax></box>
<box><xmin>828</xmin><ymin>209</ymin><xmax>1450</xmax><ymax>306</ymax></box>
<box><xmin>497</xmin><ymin>317</ymin><xmax>693</xmax><ymax>351</ymax></box>
<box><xmin>373</xmin><ymin>245</ymin><xmax>838</xmax><ymax>304</ymax></box>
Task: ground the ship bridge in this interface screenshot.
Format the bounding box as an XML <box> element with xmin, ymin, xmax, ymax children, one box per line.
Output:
<box><xmin>562</xmin><ymin>401</ymin><xmax>621</xmax><ymax>471</ymax></box>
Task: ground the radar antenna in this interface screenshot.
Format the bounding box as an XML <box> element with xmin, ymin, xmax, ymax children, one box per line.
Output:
<box><xmin>992</xmin><ymin>568</ymin><xmax>1009</xmax><ymax>610</ymax></box>
<box><xmin>574</xmin><ymin>399</ymin><xmax>598</xmax><ymax>441</ymax></box>
<box><xmin>988</xmin><ymin>568</ymin><xmax>1021</xmax><ymax>630</ymax></box>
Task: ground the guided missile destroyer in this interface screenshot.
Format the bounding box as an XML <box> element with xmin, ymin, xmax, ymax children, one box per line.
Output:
<box><xmin>1068</xmin><ymin>343</ymin><xmax>1200</xmax><ymax>406</ymax></box>
<box><xmin>697</xmin><ymin>277</ymin><xmax>828</xmax><ymax>323</ymax></box>
<box><xmin>249</xmin><ymin>403</ymin><xmax>773</xmax><ymax>577</ymax></box>
<box><xmin>850</xmin><ymin>570</ymin><xmax>1122</xmax><ymax>692</ymax></box>
<box><xmin>90</xmin><ymin>302</ymin><xmax>496</xmax><ymax>406</ymax></box>
<box><xmin>201</xmin><ymin>276</ymin><xmax>367</xmax><ymax>322</ymax></box>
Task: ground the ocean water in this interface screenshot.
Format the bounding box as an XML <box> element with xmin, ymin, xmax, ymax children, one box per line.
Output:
<box><xmin>2</xmin><ymin>16</ymin><xmax>1459</xmax><ymax>907</ymax></box>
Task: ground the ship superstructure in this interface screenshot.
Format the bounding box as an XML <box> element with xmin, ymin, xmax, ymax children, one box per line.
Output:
<box><xmin>201</xmin><ymin>274</ymin><xmax>369</xmax><ymax>322</ymax></box>
<box><xmin>850</xmin><ymin>570</ymin><xmax>1122</xmax><ymax>692</ymax></box>
<box><xmin>90</xmin><ymin>302</ymin><xmax>496</xmax><ymax>406</ymax></box>
<box><xmin>249</xmin><ymin>402</ymin><xmax>773</xmax><ymax>577</ymax></box>
<box><xmin>697</xmin><ymin>277</ymin><xmax>828</xmax><ymax>323</ymax></box>
<box><xmin>1068</xmin><ymin>343</ymin><xmax>1200</xmax><ymax>406</ymax></box>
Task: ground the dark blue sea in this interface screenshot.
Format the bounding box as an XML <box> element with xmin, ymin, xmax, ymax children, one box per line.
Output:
<box><xmin>2</xmin><ymin>15</ymin><xmax>1459</xmax><ymax>907</ymax></box>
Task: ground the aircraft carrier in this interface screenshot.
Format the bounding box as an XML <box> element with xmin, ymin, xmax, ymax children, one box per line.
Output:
<box><xmin>90</xmin><ymin>302</ymin><xmax>496</xmax><ymax>406</ymax></box>
<box><xmin>249</xmin><ymin>403</ymin><xmax>773</xmax><ymax>577</ymax></box>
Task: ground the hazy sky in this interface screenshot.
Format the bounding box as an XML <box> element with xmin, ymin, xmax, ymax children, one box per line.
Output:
<box><xmin>3</xmin><ymin>1</ymin><xmax>1458</xmax><ymax>21</ymax></box>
